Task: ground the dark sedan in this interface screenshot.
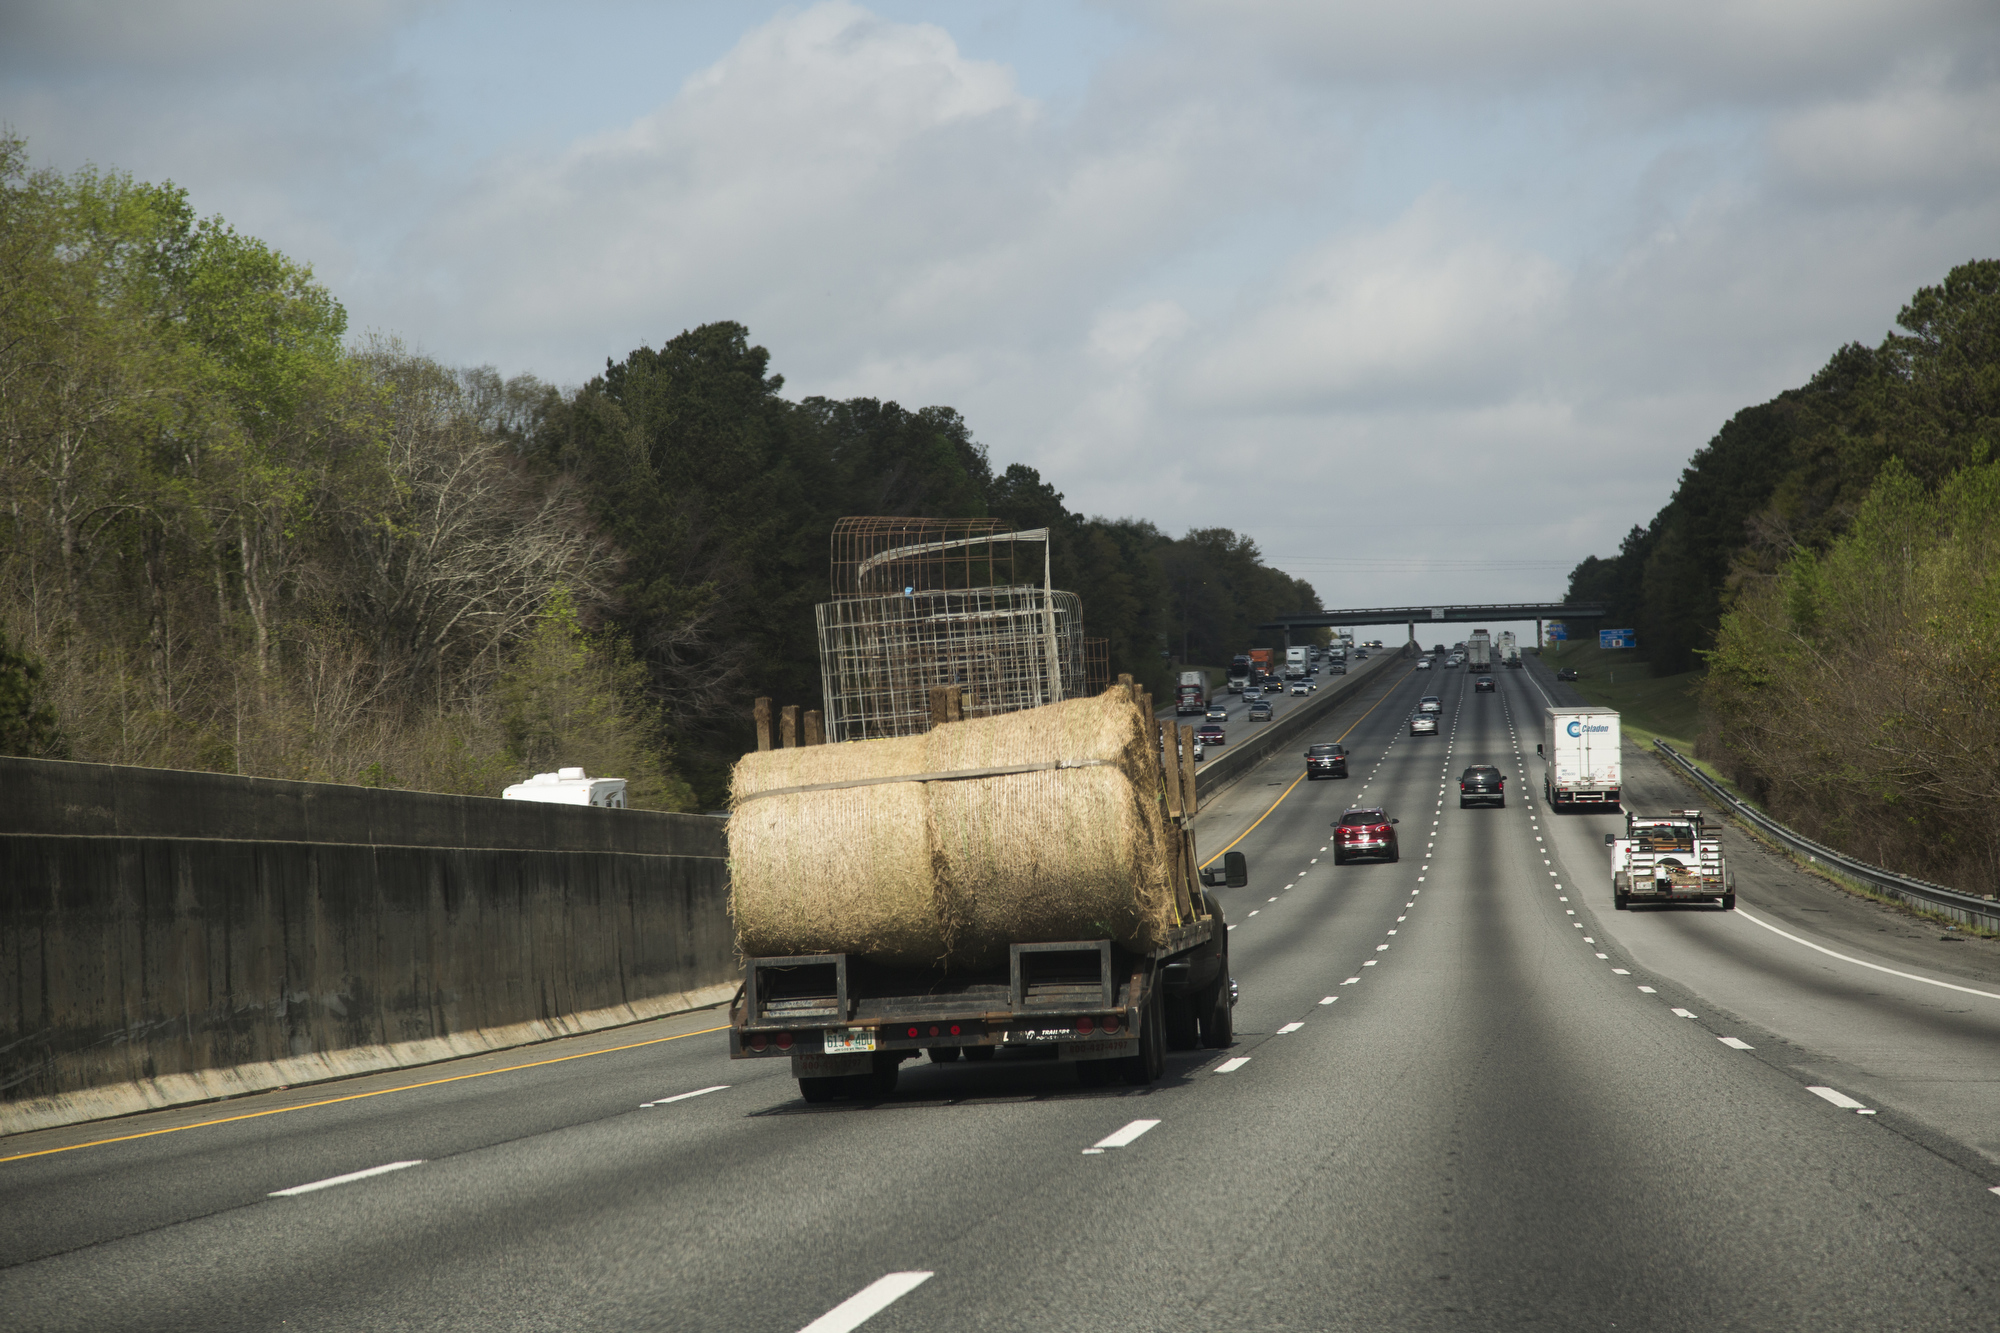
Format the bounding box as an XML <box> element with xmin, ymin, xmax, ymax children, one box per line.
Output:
<box><xmin>1305</xmin><ymin>743</ymin><xmax>1348</xmax><ymax>779</ymax></box>
<box><xmin>1459</xmin><ymin>765</ymin><xmax>1505</xmax><ymax>808</ymax></box>
<box><xmin>1475</xmin><ymin>675</ymin><xmax>1495</xmax><ymax>692</ymax></box>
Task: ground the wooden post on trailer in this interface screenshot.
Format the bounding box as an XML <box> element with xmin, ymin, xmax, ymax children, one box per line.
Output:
<box><xmin>754</xmin><ymin>697</ymin><xmax>772</xmax><ymax>752</ymax></box>
<box><xmin>1178</xmin><ymin>724</ymin><xmax>1199</xmax><ymax>819</ymax></box>
<box><xmin>780</xmin><ymin>705</ymin><xmax>799</xmax><ymax>748</ymax></box>
<box><xmin>803</xmin><ymin>710</ymin><xmax>824</xmax><ymax>745</ymax></box>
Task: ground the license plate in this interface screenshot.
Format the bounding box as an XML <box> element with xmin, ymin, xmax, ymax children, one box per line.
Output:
<box><xmin>823</xmin><ymin>1027</ymin><xmax>876</xmax><ymax>1054</ymax></box>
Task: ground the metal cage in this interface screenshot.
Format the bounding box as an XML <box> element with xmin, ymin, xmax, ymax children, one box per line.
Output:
<box><xmin>1084</xmin><ymin>637</ymin><xmax>1110</xmax><ymax>697</ymax></box>
<box><xmin>829</xmin><ymin>516</ymin><xmax>1038</xmax><ymax>599</ymax></box>
<box><xmin>816</xmin><ymin>586</ymin><xmax>1085</xmax><ymax>742</ymax></box>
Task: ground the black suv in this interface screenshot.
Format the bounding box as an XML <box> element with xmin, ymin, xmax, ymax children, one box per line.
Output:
<box><xmin>1458</xmin><ymin>766</ymin><xmax>1505</xmax><ymax>808</ymax></box>
<box><xmin>1305</xmin><ymin>743</ymin><xmax>1348</xmax><ymax>779</ymax></box>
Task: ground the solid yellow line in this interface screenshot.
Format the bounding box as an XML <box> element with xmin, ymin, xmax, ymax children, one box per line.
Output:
<box><xmin>1199</xmin><ymin>663</ymin><xmax>1415</xmax><ymax>868</ymax></box>
<box><xmin>0</xmin><ymin>1022</ymin><xmax>733</xmax><ymax>1165</ymax></box>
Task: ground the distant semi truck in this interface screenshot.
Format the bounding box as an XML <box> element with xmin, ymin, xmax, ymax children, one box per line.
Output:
<box><xmin>1498</xmin><ymin>631</ymin><xmax>1521</xmax><ymax>667</ymax></box>
<box><xmin>1227</xmin><ymin>654</ymin><xmax>1251</xmax><ymax>693</ymax></box>
<box><xmin>1284</xmin><ymin>646</ymin><xmax>1308</xmax><ymax>678</ymax></box>
<box><xmin>1176</xmin><ymin>670</ymin><xmax>1208</xmax><ymax>715</ymax></box>
<box><xmin>1467</xmin><ymin>630</ymin><xmax>1490</xmax><ymax>669</ymax></box>
<box><xmin>1538</xmin><ymin>706</ymin><xmax>1620</xmax><ymax>810</ymax></box>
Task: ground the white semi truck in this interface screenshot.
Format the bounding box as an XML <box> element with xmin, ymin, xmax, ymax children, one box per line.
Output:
<box><xmin>1284</xmin><ymin>646</ymin><xmax>1309</xmax><ymax>678</ymax></box>
<box><xmin>1606</xmin><ymin>809</ymin><xmax>1733</xmax><ymax>910</ymax></box>
<box><xmin>1467</xmin><ymin>630</ymin><xmax>1490</xmax><ymax>669</ymax></box>
<box><xmin>1498</xmin><ymin>631</ymin><xmax>1520</xmax><ymax>667</ymax></box>
<box><xmin>1539</xmin><ymin>706</ymin><xmax>1621</xmax><ymax>810</ymax></box>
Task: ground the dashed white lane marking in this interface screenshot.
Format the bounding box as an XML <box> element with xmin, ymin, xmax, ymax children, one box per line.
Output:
<box><xmin>1363</xmin><ymin>960</ymin><xmax>1378</xmax><ymax>966</ymax></box>
<box><xmin>797</xmin><ymin>1272</ymin><xmax>935</xmax><ymax>1333</ymax></box>
<box><xmin>643</xmin><ymin>1085</ymin><xmax>729</xmax><ymax>1108</ymax></box>
<box><xmin>1735</xmin><ymin>907</ymin><xmax>2000</xmax><ymax>1000</ymax></box>
<box><xmin>1375</xmin><ymin>944</ymin><xmax>1390</xmax><ymax>951</ymax></box>
<box><xmin>1269</xmin><ymin>896</ymin><xmax>1279</xmax><ymax>902</ymax></box>
<box><xmin>1227</xmin><ymin>924</ymin><xmax>1238</xmax><ymax>931</ymax></box>
<box><xmin>1637</xmin><ymin>986</ymin><xmax>1656</xmax><ymax>993</ymax></box>
<box><xmin>1342</xmin><ymin>977</ymin><xmax>1360</xmax><ymax>985</ymax></box>
<box><xmin>1320</xmin><ymin>996</ymin><xmax>1338</xmax><ymax>1005</ymax></box>
<box><xmin>1672</xmin><ymin>1008</ymin><xmax>1697</xmax><ymax>1018</ymax></box>
<box><xmin>1090</xmin><ymin>1118</ymin><xmax>1162</xmax><ymax>1150</ymax></box>
<box><xmin>1248</xmin><ymin>911</ymin><xmax>1259</xmax><ymax>917</ymax></box>
<box><xmin>1595</xmin><ymin>953</ymin><xmax>1609</xmax><ymax>959</ymax></box>
<box><xmin>1214</xmin><ymin>1057</ymin><xmax>1251</xmax><ymax>1074</ymax></box>
<box><xmin>271</xmin><ymin>1160</ymin><xmax>424</xmax><ymax>1197</ymax></box>
<box><xmin>1806</xmin><ymin>1087</ymin><xmax>1870</xmax><ymax>1112</ymax></box>
<box><xmin>1611</xmin><ymin>968</ymin><xmax>1631</xmax><ymax>975</ymax></box>
<box><xmin>1718</xmin><ymin>1036</ymin><xmax>1755</xmax><ymax>1050</ymax></box>
<box><xmin>1277</xmin><ymin>1022</ymin><xmax>1305</xmax><ymax>1034</ymax></box>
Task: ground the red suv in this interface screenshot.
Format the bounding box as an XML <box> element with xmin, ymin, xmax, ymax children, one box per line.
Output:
<box><xmin>1333</xmin><ymin>808</ymin><xmax>1400</xmax><ymax>864</ymax></box>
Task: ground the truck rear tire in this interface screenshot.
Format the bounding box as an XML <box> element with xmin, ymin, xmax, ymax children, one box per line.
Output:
<box><xmin>963</xmin><ymin>1045</ymin><xmax>994</xmax><ymax>1062</ymax></box>
<box><xmin>1614</xmin><ymin>893</ymin><xmax>1629</xmax><ymax>910</ymax></box>
<box><xmin>1721</xmin><ymin>894</ymin><xmax>1736</xmax><ymax>911</ymax></box>
<box><xmin>798</xmin><ymin>1076</ymin><xmax>841</xmax><ymax>1103</ymax></box>
<box><xmin>1122</xmin><ymin>988</ymin><xmax>1166</xmax><ymax>1086</ymax></box>
<box><xmin>844</xmin><ymin>1052</ymin><xmax>900</xmax><ymax>1100</ymax></box>
<box><xmin>1165</xmin><ymin>995</ymin><xmax>1200</xmax><ymax>1051</ymax></box>
<box><xmin>927</xmin><ymin>1047</ymin><xmax>961</xmax><ymax>1064</ymax></box>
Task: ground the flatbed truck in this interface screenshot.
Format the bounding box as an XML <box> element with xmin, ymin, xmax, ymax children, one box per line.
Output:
<box><xmin>730</xmin><ymin>859</ymin><xmax>1244</xmax><ymax>1101</ymax></box>
<box><xmin>1607</xmin><ymin>809</ymin><xmax>1733</xmax><ymax>910</ymax></box>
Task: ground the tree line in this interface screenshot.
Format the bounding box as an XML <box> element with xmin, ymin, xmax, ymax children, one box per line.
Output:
<box><xmin>1565</xmin><ymin>259</ymin><xmax>2000</xmax><ymax>892</ymax></box>
<box><xmin>0</xmin><ymin>139</ymin><xmax>1321</xmax><ymax>807</ymax></box>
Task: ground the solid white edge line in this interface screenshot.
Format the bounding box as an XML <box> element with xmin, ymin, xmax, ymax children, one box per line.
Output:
<box><xmin>647</xmin><ymin>1084</ymin><xmax>729</xmax><ymax>1106</ymax></box>
<box><xmin>1733</xmin><ymin>906</ymin><xmax>2000</xmax><ymax>1000</ymax></box>
<box><xmin>1806</xmin><ymin>1086</ymin><xmax>1867</xmax><ymax>1110</ymax></box>
<box><xmin>796</xmin><ymin>1272</ymin><xmax>935</xmax><ymax>1333</ymax></box>
<box><xmin>1214</xmin><ymin>1057</ymin><xmax>1251</xmax><ymax>1073</ymax></box>
<box><xmin>1091</xmin><ymin>1118</ymin><xmax>1162</xmax><ymax>1150</ymax></box>
<box><xmin>270</xmin><ymin>1160</ymin><xmax>424</xmax><ymax>1197</ymax></box>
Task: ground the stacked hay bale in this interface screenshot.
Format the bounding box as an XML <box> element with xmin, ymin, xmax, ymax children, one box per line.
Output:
<box><xmin>728</xmin><ymin>687</ymin><xmax>1176</xmax><ymax>970</ymax></box>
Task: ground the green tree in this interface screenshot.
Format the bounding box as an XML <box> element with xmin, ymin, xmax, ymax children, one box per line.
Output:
<box><xmin>0</xmin><ymin>634</ymin><xmax>66</xmax><ymax>757</ymax></box>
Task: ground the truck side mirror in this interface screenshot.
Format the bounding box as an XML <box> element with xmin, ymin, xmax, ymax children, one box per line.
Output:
<box><xmin>1604</xmin><ymin>833</ymin><xmax>1616</xmax><ymax>846</ymax></box>
<box><xmin>1536</xmin><ymin>743</ymin><xmax>1544</xmax><ymax>755</ymax></box>
<box><xmin>1390</xmin><ymin>818</ymin><xmax>1400</xmax><ymax>824</ymax></box>
<box><xmin>1224</xmin><ymin>851</ymin><xmax>1248</xmax><ymax>888</ymax></box>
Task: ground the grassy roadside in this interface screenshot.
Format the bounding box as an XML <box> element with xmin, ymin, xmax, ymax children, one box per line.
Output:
<box><xmin>1538</xmin><ymin>639</ymin><xmax>1701</xmax><ymax>752</ymax></box>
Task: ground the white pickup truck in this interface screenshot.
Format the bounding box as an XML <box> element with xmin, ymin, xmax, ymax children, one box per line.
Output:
<box><xmin>1606</xmin><ymin>809</ymin><xmax>1734</xmax><ymax>910</ymax></box>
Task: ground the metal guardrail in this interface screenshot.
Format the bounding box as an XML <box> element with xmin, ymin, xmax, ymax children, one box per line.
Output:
<box><xmin>1651</xmin><ymin>739</ymin><xmax>2000</xmax><ymax>933</ymax></box>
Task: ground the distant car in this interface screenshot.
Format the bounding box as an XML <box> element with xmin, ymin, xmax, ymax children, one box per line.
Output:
<box><xmin>1206</xmin><ymin>702</ymin><xmax>1229</xmax><ymax>722</ymax></box>
<box><xmin>1410</xmin><ymin>714</ymin><xmax>1438</xmax><ymax>736</ymax></box>
<box><xmin>1474</xmin><ymin>676</ymin><xmax>1495</xmax><ymax>692</ymax></box>
<box><xmin>1459</xmin><ymin>765</ymin><xmax>1505</xmax><ymax>807</ymax></box>
<box><xmin>1289</xmin><ymin>679</ymin><xmax>1312</xmax><ymax>696</ymax></box>
<box><xmin>1354</xmin><ymin>650</ymin><xmax>1368</xmax><ymax>660</ymax></box>
<box><xmin>1241</xmin><ymin>688</ymin><xmax>1263</xmax><ymax>702</ymax></box>
<box><xmin>1556</xmin><ymin>668</ymin><xmax>1579</xmax><ymax>681</ymax></box>
<box><xmin>1418</xmin><ymin>696</ymin><xmax>1442</xmax><ymax>713</ymax></box>
<box><xmin>1333</xmin><ymin>807</ymin><xmax>1399</xmax><ymax>864</ymax></box>
<box><xmin>1415</xmin><ymin>658</ymin><xmax>1432</xmax><ymax>670</ymax></box>
<box><xmin>1247</xmin><ymin>700</ymin><xmax>1274</xmax><ymax>721</ymax></box>
<box><xmin>1305</xmin><ymin>743</ymin><xmax>1348</xmax><ymax>779</ymax></box>
<box><xmin>1195</xmin><ymin>723</ymin><xmax>1226</xmax><ymax>746</ymax></box>
<box><xmin>1445</xmin><ymin>656</ymin><xmax>1461</xmax><ymax>669</ymax></box>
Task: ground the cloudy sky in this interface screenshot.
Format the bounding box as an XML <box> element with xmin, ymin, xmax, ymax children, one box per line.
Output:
<box><xmin>6</xmin><ymin>0</ymin><xmax>1997</xmax><ymax>638</ymax></box>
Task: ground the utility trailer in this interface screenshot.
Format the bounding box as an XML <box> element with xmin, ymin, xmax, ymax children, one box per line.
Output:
<box><xmin>1606</xmin><ymin>810</ymin><xmax>1733</xmax><ymax>910</ymax></box>
<box><xmin>1540</xmin><ymin>705</ymin><xmax>1621</xmax><ymax>809</ymax></box>
<box><xmin>730</xmin><ymin>857</ymin><xmax>1245</xmax><ymax>1102</ymax></box>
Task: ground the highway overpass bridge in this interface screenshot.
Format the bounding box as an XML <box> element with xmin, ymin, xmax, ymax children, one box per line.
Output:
<box><xmin>1260</xmin><ymin>601</ymin><xmax>1607</xmax><ymax>646</ymax></box>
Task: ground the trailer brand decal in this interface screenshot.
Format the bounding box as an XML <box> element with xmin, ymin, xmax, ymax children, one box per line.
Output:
<box><xmin>1565</xmin><ymin>720</ymin><xmax>1613</xmax><ymax>737</ymax></box>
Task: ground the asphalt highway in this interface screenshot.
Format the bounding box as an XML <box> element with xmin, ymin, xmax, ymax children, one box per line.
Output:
<box><xmin>5</xmin><ymin>660</ymin><xmax>1999</xmax><ymax>1330</ymax></box>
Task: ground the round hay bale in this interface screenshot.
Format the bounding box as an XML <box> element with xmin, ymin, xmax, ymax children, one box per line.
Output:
<box><xmin>727</xmin><ymin>688</ymin><xmax>1174</xmax><ymax>969</ymax></box>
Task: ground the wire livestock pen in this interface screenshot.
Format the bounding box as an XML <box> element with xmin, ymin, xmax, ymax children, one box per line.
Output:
<box><xmin>815</xmin><ymin>518</ymin><xmax>1090</xmax><ymax>743</ymax></box>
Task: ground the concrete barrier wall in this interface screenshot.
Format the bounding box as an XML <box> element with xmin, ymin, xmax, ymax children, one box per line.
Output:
<box><xmin>1191</xmin><ymin>644</ymin><xmax>1412</xmax><ymax>802</ymax></box>
<box><xmin>1</xmin><ymin>758</ymin><xmax>733</xmax><ymax>1129</ymax></box>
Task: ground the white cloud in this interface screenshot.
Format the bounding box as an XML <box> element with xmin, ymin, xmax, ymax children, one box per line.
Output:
<box><xmin>1182</xmin><ymin>194</ymin><xmax>1569</xmax><ymax>414</ymax></box>
<box><xmin>1770</xmin><ymin>73</ymin><xmax>2000</xmax><ymax>198</ymax></box>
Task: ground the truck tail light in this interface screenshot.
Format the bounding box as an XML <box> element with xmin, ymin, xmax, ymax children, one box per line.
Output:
<box><xmin>775</xmin><ymin>1032</ymin><xmax>794</xmax><ymax>1050</ymax></box>
<box><xmin>1102</xmin><ymin>1015</ymin><xmax>1121</xmax><ymax>1034</ymax></box>
<box><xmin>1077</xmin><ymin>1016</ymin><xmax>1095</xmax><ymax>1034</ymax></box>
<box><xmin>749</xmin><ymin>1033</ymin><xmax>768</xmax><ymax>1052</ymax></box>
